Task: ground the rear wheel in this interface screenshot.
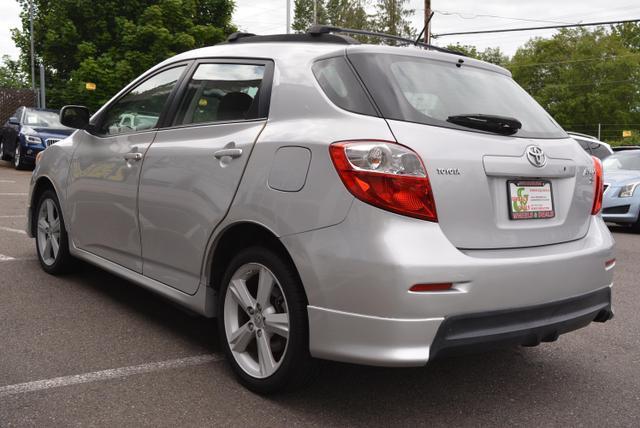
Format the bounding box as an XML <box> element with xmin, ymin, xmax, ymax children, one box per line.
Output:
<box><xmin>217</xmin><ymin>246</ymin><xmax>315</xmax><ymax>394</ymax></box>
<box><xmin>14</xmin><ymin>144</ymin><xmax>27</xmax><ymax>170</ymax></box>
<box><xmin>35</xmin><ymin>190</ymin><xmax>75</xmax><ymax>274</ymax></box>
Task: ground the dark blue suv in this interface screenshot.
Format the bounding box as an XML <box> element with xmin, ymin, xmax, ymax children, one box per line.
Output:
<box><xmin>0</xmin><ymin>107</ymin><xmax>73</xmax><ymax>170</ymax></box>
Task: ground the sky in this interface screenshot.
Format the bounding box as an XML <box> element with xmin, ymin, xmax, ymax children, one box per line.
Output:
<box><xmin>1</xmin><ymin>0</ymin><xmax>639</xmax><ymax>60</ymax></box>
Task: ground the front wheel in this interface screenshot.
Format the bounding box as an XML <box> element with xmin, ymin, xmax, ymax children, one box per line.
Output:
<box><xmin>14</xmin><ymin>144</ymin><xmax>27</xmax><ymax>170</ymax></box>
<box><xmin>217</xmin><ymin>246</ymin><xmax>315</xmax><ymax>394</ymax></box>
<box><xmin>35</xmin><ymin>190</ymin><xmax>75</xmax><ymax>274</ymax></box>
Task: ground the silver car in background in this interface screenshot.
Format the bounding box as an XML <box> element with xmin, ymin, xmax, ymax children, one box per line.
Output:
<box><xmin>26</xmin><ymin>28</ymin><xmax>615</xmax><ymax>393</ymax></box>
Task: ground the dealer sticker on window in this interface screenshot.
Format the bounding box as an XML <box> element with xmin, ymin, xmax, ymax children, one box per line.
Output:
<box><xmin>508</xmin><ymin>180</ymin><xmax>555</xmax><ymax>220</ymax></box>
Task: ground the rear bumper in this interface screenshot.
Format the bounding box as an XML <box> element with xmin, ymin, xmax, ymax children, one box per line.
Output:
<box><xmin>282</xmin><ymin>200</ymin><xmax>615</xmax><ymax>366</ymax></box>
<box><xmin>429</xmin><ymin>286</ymin><xmax>612</xmax><ymax>360</ymax></box>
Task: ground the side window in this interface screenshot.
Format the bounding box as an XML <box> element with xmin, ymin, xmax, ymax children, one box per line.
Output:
<box><xmin>98</xmin><ymin>66</ymin><xmax>186</xmax><ymax>136</ymax></box>
<box><xmin>312</xmin><ymin>56</ymin><xmax>377</xmax><ymax>116</ymax></box>
<box><xmin>173</xmin><ymin>63</ymin><xmax>266</xmax><ymax>126</ymax></box>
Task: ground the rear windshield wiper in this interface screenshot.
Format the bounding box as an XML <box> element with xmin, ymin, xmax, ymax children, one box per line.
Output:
<box><xmin>446</xmin><ymin>114</ymin><xmax>522</xmax><ymax>135</ymax></box>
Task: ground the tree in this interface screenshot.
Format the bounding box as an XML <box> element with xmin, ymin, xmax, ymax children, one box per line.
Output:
<box><xmin>445</xmin><ymin>43</ymin><xmax>509</xmax><ymax>66</ymax></box>
<box><xmin>509</xmin><ymin>26</ymin><xmax>640</xmax><ymax>141</ymax></box>
<box><xmin>371</xmin><ymin>0</ymin><xmax>415</xmax><ymax>43</ymax></box>
<box><xmin>325</xmin><ymin>0</ymin><xmax>368</xmax><ymax>30</ymax></box>
<box><xmin>0</xmin><ymin>55</ymin><xmax>28</xmax><ymax>89</ymax></box>
<box><xmin>11</xmin><ymin>0</ymin><xmax>236</xmax><ymax>110</ymax></box>
<box><xmin>292</xmin><ymin>0</ymin><xmax>328</xmax><ymax>33</ymax></box>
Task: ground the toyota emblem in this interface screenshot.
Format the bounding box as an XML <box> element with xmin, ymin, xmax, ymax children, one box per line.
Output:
<box><xmin>526</xmin><ymin>146</ymin><xmax>547</xmax><ymax>168</ymax></box>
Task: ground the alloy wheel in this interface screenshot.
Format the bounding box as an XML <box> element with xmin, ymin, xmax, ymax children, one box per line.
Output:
<box><xmin>223</xmin><ymin>263</ymin><xmax>290</xmax><ymax>379</ymax></box>
<box><xmin>37</xmin><ymin>198</ymin><xmax>61</xmax><ymax>266</ymax></box>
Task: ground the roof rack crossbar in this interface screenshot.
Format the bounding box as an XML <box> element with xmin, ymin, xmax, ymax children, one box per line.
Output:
<box><xmin>307</xmin><ymin>25</ymin><xmax>466</xmax><ymax>56</ymax></box>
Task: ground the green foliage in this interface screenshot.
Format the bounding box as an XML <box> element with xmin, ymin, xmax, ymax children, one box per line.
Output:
<box><xmin>0</xmin><ymin>55</ymin><xmax>29</xmax><ymax>89</ymax></box>
<box><xmin>325</xmin><ymin>0</ymin><xmax>368</xmax><ymax>30</ymax></box>
<box><xmin>371</xmin><ymin>0</ymin><xmax>415</xmax><ymax>42</ymax></box>
<box><xmin>445</xmin><ymin>43</ymin><xmax>509</xmax><ymax>66</ymax></box>
<box><xmin>11</xmin><ymin>0</ymin><xmax>235</xmax><ymax>110</ymax></box>
<box><xmin>292</xmin><ymin>0</ymin><xmax>328</xmax><ymax>33</ymax></box>
<box><xmin>509</xmin><ymin>26</ymin><xmax>640</xmax><ymax>137</ymax></box>
<box><xmin>292</xmin><ymin>0</ymin><xmax>416</xmax><ymax>43</ymax></box>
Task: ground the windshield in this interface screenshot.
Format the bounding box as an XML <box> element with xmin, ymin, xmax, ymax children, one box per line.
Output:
<box><xmin>348</xmin><ymin>53</ymin><xmax>566</xmax><ymax>139</ymax></box>
<box><xmin>603</xmin><ymin>152</ymin><xmax>640</xmax><ymax>171</ymax></box>
<box><xmin>23</xmin><ymin>110</ymin><xmax>69</xmax><ymax>129</ymax></box>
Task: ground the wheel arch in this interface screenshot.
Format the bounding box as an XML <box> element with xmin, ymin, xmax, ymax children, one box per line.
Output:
<box><xmin>205</xmin><ymin>221</ymin><xmax>308</xmax><ymax>304</ymax></box>
<box><xmin>29</xmin><ymin>176</ymin><xmax>62</xmax><ymax>236</ymax></box>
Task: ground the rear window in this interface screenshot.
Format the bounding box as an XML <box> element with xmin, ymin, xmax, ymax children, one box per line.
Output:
<box><xmin>348</xmin><ymin>52</ymin><xmax>567</xmax><ymax>139</ymax></box>
<box><xmin>312</xmin><ymin>56</ymin><xmax>377</xmax><ymax>116</ymax></box>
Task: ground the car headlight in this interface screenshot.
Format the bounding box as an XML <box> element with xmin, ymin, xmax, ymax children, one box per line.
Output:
<box><xmin>21</xmin><ymin>126</ymin><xmax>42</xmax><ymax>145</ymax></box>
<box><xmin>618</xmin><ymin>182</ymin><xmax>640</xmax><ymax>198</ymax></box>
<box><xmin>24</xmin><ymin>134</ymin><xmax>42</xmax><ymax>145</ymax></box>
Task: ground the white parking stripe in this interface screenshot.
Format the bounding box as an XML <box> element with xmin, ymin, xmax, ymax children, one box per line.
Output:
<box><xmin>0</xmin><ymin>193</ymin><xmax>27</xmax><ymax>196</ymax></box>
<box><xmin>0</xmin><ymin>215</ymin><xmax>24</xmax><ymax>218</ymax></box>
<box><xmin>0</xmin><ymin>354</ymin><xmax>223</xmax><ymax>398</ymax></box>
<box><xmin>0</xmin><ymin>226</ymin><xmax>26</xmax><ymax>235</ymax></box>
<box><xmin>0</xmin><ymin>256</ymin><xmax>37</xmax><ymax>262</ymax></box>
<box><xmin>0</xmin><ymin>180</ymin><xmax>16</xmax><ymax>183</ymax></box>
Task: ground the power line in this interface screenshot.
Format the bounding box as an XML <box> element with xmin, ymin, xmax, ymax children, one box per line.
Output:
<box><xmin>433</xmin><ymin>10</ymin><xmax>577</xmax><ymax>26</ymax></box>
<box><xmin>433</xmin><ymin>18</ymin><xmax>640</xmax><ymax>38</ymax></box>
<box><xmin>509</xmin><ymin>53</ymin><xmax>640</xmax><ymax>68</ymax></box>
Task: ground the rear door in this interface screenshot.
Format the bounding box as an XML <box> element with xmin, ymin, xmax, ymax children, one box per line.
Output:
<box><xmin>348</xmin><ymin>50</ymin><xmax>595</xmax><ymax>249</ymax></box>
<box><xmin>138</xmin><ymin>59</ymin><xmax>273</xmax><ymax>294</ymax></box>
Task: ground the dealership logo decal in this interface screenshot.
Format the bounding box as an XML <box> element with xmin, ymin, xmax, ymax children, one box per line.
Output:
<box><xmin>526</xmin><ymin>146</ymin><xmax>546</xmax><ymax>168</ymax></box>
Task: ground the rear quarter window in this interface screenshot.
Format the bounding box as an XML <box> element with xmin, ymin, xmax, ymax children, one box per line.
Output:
<box><xmin>312</xmin><ymin>57</ymin><xmax>377</xmax><ymax>116</ymax></box>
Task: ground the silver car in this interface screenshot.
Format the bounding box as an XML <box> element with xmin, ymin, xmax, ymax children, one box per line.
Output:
<box><xmin>27</xmin><ymin>29</ymin><xmax>615</xmax><ymax>393</ymax></box>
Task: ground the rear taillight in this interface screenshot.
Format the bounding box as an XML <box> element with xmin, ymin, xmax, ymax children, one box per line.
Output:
<box><xmin>591</xmin><ymin>156</ymin><xmax>604</xmax><ymax>215</ymax></box>
<box><xmin>329</xmin><ymin>140</ymin><xmax>437</xmax><ymax>221</ymax></box>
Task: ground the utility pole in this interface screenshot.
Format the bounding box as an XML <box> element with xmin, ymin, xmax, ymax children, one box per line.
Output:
<box><xmin>313</xmin><ymin>0</ymin><xmax>317</xmax><ymax>25</ymax></box>
<box><xmin>29</xmin><ymin>0</ymin><xmax>36</xmax><ymax>96</ymax></box>
<box><xmin>424</xmin><ymin>0</ymin><xmax>431</xmax><ymax>44</ymax></box>
<box><xmin>598</xmin><ymin>123</ymin><xmax>602</xmax><ymax>140</ymax></box>
<box><xmin>39</xmin><ymin>64</ymin><xmax>45</xmax><ymax>108</ymax></box>
<box><xmin>286</xmin><ymin>0</ymin><xmax>291</xmax><ymax>34</ymax></box>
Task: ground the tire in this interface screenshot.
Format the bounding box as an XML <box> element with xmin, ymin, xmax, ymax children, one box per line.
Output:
<box><xmin>14</xmin><ymin>143</ymin><xmax>27</xmax><ymax>170</ymax></box>
<box><xmin>0</xmin><ymin>138</ymin><xmax>9</xmax><ymax>161</ymax></box>
<box><xmin>217</xmin><ymin>246</ymin><xmax>315</xmax><ymax>394</ymax></box>
<box><xmin>35</xmin><ymin>190</ymin><xmax>75</xmax><ymax>274</ymax></box>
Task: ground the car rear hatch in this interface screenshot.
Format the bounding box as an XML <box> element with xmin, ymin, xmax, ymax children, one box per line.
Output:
<box><xmin>347</xmin><ymin>48</ymin><xmax>596</xmax><ymax>249</ymax></box>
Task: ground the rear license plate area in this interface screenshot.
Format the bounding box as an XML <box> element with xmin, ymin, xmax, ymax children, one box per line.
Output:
<box><xmin>507</xmin><ymin>180</ymin><xmax>555</xmax><ymax>220</ymax></box>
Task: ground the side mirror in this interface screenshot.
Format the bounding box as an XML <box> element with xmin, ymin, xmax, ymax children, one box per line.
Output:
<box><xmin>8</xmin><ymin>117</ymin><xmax>19</xmax><ymax>125</ymax></box>
<box><xmin>60</xmin><ymin>105</ymin><xmax>91</xmax><ymax>130</ymax></box>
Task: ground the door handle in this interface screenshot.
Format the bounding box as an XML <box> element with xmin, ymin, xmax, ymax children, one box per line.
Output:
<box><xmin>124</xmin><ymin>152</ymin><xmax>143</xmax><ymax>161</ymax></box>
<box><xmin>214</xmin><ymin>148</ymin><xmax>243</xmax><ymax>159</ymax></box>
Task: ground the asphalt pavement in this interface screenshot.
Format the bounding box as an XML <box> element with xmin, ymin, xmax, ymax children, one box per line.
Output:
<box><xmin>1</xmin><ymin>160</ymin><xmax>639</xmax><ymax>427</ymax></box>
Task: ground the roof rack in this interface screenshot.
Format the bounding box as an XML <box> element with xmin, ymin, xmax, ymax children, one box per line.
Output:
<box><xmin>307</xmin><ymin>25</ymin><xmax>466</xmax><ymax>56</ymax></box>
<box><xmin>222</xmin><ymin>31</ymin><xmax>359</xmax><ymax>45</ymax></box>
<box><xmin>222</xmin><ymin>26</ymin><xmax>466</xmax><ymax>57</ymax></box>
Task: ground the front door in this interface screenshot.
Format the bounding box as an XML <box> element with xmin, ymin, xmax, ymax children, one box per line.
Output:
<box><xmin>138</xmin><ymin>60</ymin><xmax>272</xmax><ymax>293</ymax></box>
<box><xmin>66</xmin><ymin>65</ymin><xmax>187</xmax><ymax>272</ymax></box>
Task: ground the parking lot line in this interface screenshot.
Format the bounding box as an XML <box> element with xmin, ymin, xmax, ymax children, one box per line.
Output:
<box><xmin>0</xmin><ymin>354</ymin><xmax>223</xmax><ymax>398</ymax></box>
<box><xmin>0</xmin><ymin>254</ymin><xmax>15</xmax><ymax>261</ymax></box>
<box><xmin>0</xmin><ymin>180</ymin><xmax>16</xmax><ymax>183</ymax></box>
<box><xmin>0</xmin><ymin>193</ymin><xmax>27</xmax><ymax>196</ymax></box>
<box><xmin>0</xmin><ymin>215</ymin><xmax>24</xmax><ymax>218</ymax></box>
<box><xmin>0</xmin><ymin>226</ymin><xmax>26</xmax><ymax>235</ymax></box>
